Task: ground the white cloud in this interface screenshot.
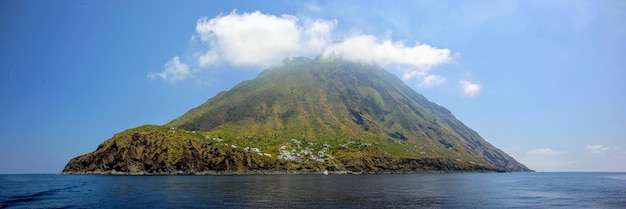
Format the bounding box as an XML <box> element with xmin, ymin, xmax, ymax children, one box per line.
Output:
<box><xmin>147</xmin><ymin>56</ymin><xmax>191</xmax><ymax>82</ymax></box>
<box><xmin>301</xmin><ymin>19</ymin><xmax>336</xmax><ymax>55</ymax></box>
<box><xmin>585</xmin><ymin>145</ymin><xmax>617</xmax><ymax>154</ymax></box>
<box><xmin>527</xmin><ymin>148</ymin><xmax>565</xmax><ymax>156</ymax></box>
<box><xmin>194</xmin><ymin>11</ymin><xmax>335</xmax><ymax>67</ymax></box>
<box><xmin>401</xmin><ymin>71</ymin><xmax>446</xmax><ymax>88</ymax></box>
<box><xmin>198</xmin><ymin>50</ymin><xmax>219</xmax><ymax>67</ymax></box>
<box><xmin>152</xmin><ymin>10</ymin><xmax>456</xmax><ymax>86</ymax></box>
<box><xmin>419</xmin><ymin>74</ymin><xmax>446</xmax><ymax>87</ymax></box>
<box><xmin>321</xmin><ymin>34</ymin><xmax>452</xmax><ymax>89</ymax></box>
<box><xmin>458</xmin><ymin>80</ymin><xmax>482</xmax><ymax>97</ymax></box>
<box><xmin>322</xmin><ymin>34</ymin><xmax>452</xmax><ymax>70</ymax></box>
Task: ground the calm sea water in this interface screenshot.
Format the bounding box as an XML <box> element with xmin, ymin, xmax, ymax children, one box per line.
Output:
<box><xmin>0</xmin><ymin>172</ymin><xmax>624</xmax><ymax>208</ymax></box>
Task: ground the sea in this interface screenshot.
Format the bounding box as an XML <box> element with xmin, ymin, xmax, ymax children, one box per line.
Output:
<box><xmin>0</xmin><ymin>172</ymin><xmax>624</xmax><ymax>208</ymax></box>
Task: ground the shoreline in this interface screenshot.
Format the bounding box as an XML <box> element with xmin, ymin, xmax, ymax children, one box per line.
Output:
<box><xmin>60</xmin><ymin>169</ymin><xmax>514</xmax><ymax>176</ymax></box>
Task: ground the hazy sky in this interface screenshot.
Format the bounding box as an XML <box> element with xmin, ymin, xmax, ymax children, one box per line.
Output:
<box><xmin>1</xmin><ymin>0</ymin><xmax>625</xmax><ymax>173</ymax></box>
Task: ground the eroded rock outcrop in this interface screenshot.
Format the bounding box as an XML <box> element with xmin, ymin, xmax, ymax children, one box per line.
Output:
<box><xmin>62</xmin><ymin>126</ymin><xmax>282</xmax><ymax>175</ymax></box>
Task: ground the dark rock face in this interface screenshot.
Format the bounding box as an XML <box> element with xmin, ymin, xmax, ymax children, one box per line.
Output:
<box><xmin>332</xmin><ymin>149</ymin><xmax>508</xmax><ymax>173</ymax></box>
<box><xmin>62</xmin><ymin>126</ymin><xmax>281</xmax><ymax>175</ymax></box>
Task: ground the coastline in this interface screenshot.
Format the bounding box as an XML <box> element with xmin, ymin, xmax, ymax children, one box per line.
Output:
<box><xmin>60</xmin><ymin>169</ymin><xmax>513</xmax><ymax>176</ymax></box>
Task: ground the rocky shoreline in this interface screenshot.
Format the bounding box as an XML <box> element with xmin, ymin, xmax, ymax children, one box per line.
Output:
<box><xmin>61</xmin><ymin>125</ymin><xmax>532</xmax><ymax>175</ymax></box>
<box><xmin>61</xmin><ymin>169</ymin><xmax>505</xmax><ymax>176</ymax></box>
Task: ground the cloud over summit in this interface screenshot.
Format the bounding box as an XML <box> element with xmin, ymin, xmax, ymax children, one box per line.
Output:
<box><xmin>149</xmin><ymin>10</ymin><xmax>467</xmax><ymax>93</ymax></box>
<box><xmin>322</xmin><ymin>34</ymin><xmax>451</xmax><ymax>70</ymax></box>
<box><xmin>193</xmin><ymin>11</ymin><xmax>335</xmax><ymax>67</ymax></box>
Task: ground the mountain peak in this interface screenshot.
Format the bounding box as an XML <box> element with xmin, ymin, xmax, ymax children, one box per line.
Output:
<box><xmin>167</xmin><ymin>58</ymin><xmax>530</xmax><ymax>172</ymax></box>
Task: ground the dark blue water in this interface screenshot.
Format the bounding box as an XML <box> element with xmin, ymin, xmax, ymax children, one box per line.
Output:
<box><xmin>1</xmin><ymin>173</ymin><xmax>624</xmax><ymax>208</ymax></box>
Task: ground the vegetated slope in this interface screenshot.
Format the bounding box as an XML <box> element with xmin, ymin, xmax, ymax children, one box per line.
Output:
<box><xmin>166</xmin><ymin>57</ymin><xmax>531</xmax><ymax>172</ymax></box>
<box><xmin>62</xmin><ymin>125</ymin><xmax>505</xmax><ymax>174</ymax></box>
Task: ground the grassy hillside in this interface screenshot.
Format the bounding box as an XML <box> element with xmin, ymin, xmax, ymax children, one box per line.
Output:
<box><xmin>165</xmin><ymin>58</ymin><xmax>530</xmax><ymax>172</ymax></box>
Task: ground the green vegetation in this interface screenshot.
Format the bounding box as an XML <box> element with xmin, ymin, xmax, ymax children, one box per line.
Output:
<box><xmin>63</xmin><ymin>58</ymin><xmax>532</xmax><ymax>174</ymax></box>
<box><xmin>166</xmin><ymin>58</ymin><xmax>529</xmax><ymax>169</ymax></box>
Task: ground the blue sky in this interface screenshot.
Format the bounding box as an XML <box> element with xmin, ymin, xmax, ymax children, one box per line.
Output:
<box><xmin>1</xmin><ymin>0</ymin><xmax>624</xmax><ymax>173</ymax></box>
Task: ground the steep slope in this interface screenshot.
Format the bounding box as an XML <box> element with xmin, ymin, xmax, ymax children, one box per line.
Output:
<box><xmin>62</xmin><ymin>125</ymin><xmax>284</xmax><ymax>175</ymax></box>
<box><xmin>166</xmin><ymin>58</ymin><xmax>531</xmax><ymax>172</ymax></box>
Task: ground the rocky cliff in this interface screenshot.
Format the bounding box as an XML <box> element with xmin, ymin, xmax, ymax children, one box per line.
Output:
<box><xmin>62</xmin><ymin>125</ymin><xmax>512</xmax><ymax>174</ymax></box>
